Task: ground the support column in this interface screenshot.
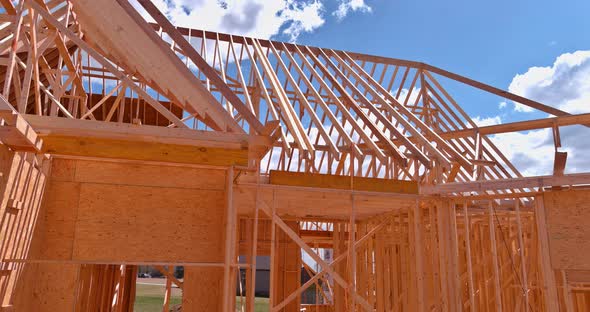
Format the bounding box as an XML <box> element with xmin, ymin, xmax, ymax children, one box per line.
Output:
<box><xmin>412</xmin><ymin>200</ymin><xmax>425</xmax><ymax>312</ymax></box>
<box><xmin>436</xmin><ymin>200</ymin><xmax>461</xmax><ymax>311</ymax></box>
<box><xmin>534</xmin><ymin>195</ymin><xmax>559</xmax><ymax>311</ymax></box>
<box><xmin>273</xmin><ymin>220</ymin><xmax>301</xmax><ymax>312</ymax></box>
<box><xmin>488</xmin><ymin>201</ymin><xmax>503</xmax><ymax>312</ymax></box>
<box><xmin>333</xmin><ymin>222</ymin><xmax>347</xmax><ymax>312</ymax></box>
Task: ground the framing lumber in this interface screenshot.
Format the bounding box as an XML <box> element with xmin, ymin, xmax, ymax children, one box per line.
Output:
<box><xmin>0</xmin><ymin>1</ymin><xmax>588</xmax><ymax>311</ymax></box>
<box><xmin>421</xmin><ymin>173</ymin><xmax>590</xmax><ymax>194</ymax></box>
<box><xmin>269</xmin><ymin>170</ymin><xmax>418</xmax><ymax>194</ymax></box>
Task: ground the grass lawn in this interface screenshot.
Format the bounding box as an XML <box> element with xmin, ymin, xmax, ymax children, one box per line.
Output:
<box><xmin>134</xmin><ymin>283</ymin><xmax>181</xmax><ymax>312</ymax></box>
<box><xmin>134</xmin><ymin>282</ymin><xmax>269</xmax><ymax>312</ymax></box>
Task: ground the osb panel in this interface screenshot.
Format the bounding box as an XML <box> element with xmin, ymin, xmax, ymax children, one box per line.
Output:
<box><xmin>544</xmin><ymin>190</ymin><xmax>590</xmax><ymax>270</ymax></box>
<box><xmin>34</xmin><ymin>181</ymin><xmax>80</xmax><ymax>260</ymax></box>
<box><xmin>72</xmin><ymin>183</ymin><xmax>225</xmax><ymax>262</ymax></box>
<box><xmin>183</xmin><ymin>267</ymin><xmax>223</xmax><ymax>312</ymax></box>
<box><xmin>49</xmin><ymin>158</ymin><xmax>76</xmax><ymax>182</ymax></box>
<box><xmin>13</xmin><ymin>263</ymin><xmax>79</xmax><ymax>311</ymax></box>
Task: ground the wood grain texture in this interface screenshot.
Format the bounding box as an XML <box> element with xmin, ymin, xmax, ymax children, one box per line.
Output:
<box><xmin>13</xmin><ymin>263</ymin><xmax>79</xmax><ymax>312</ymax></box>
<box><xmin>72</xmin><ymin>183</ymin><xmax>225</xmax><ymax>262</ymax></box>
<box><xmin>270</xmin><ymin>170</ymin><xmax>418</xmax><ymax>194</ymax></box>
<box><xmin>183</xmin><ymin>267</ymin><xmax>223</xmax><ymax>312</ymax></box>
<box><xmin>41</xmin><ymin>135</ymin><xmax>249</xmax><ymax>167</ymax></box>
<box><xmin>36</xmin><ymin>159</ymin><xmax>228</xmax><ymax>263</ymax></box>
<box><xmin>544</xmin><ymin>189</ymin><xmax>590</xmax><ymax>270</ymax></box>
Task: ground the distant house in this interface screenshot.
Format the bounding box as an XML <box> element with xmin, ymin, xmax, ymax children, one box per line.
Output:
<box><xmin>237</xmin><ymin>256</ymin><xmax>271</xmax><ymax>297</ymax></box>
<box><xmin>236</xmin><ymin>254</ymin><xmax>329</xmax><ymax>303</ymax></box>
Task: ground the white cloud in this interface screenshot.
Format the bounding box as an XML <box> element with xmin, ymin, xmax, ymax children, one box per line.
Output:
<box><xmin>508</xmin><ymin>50</ymin><xmax>590</xmax><ymax>114</ymax></box>
<box><xmin>472</xmin><ymin>115</ymin><xmax>501</xmax><ymax>127</ymax></box>
<box><xmin>489</xmin><ymin>50</ymin><xmax>590</xmax><ymax>176</ymax></box>
<box><xmin>333</xmin><ymin>0</ymin><xmax>372</xmax><ymax>20</ymax></box>
<box><xmin>133</xmin><ymin>0</ymin><xmax>330</xmax><ymax>42</ymax></box>
<box><xmin>489</xmin><ymin>129</ymin><xmax>555</xmax><ymax>176</ymax></box>
<box><xmin>498</xmin><ymin>101</ymin><xmax>507</xmax><ymax>109</ymax></box>
<box><xmin>489</xmin><ymin>125</ymin><xmax>590</xmax><ymax>176</ymax></box>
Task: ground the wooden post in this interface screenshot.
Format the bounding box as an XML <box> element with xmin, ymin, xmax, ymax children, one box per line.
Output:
<box><xmin>436</xmin><ymin>201</ymin><xmax>450</xmax><ymax>311</ymax></box>
<box><xmin>247</xmin><ymin>183</ymin><xmax>260</xmax><ymax>312</ymax></box>
<box><xmin>413</xmin><ymin>200</ymin><xmax>425</xmax><ymax>311</ymax></box>
<box><xmin>488</xmin><ymin>201</ymin><xmax>503</xmax><ymax>312</ymax></box>
<box><xmin>448</xmin><ymin>202</ymin><xmax>462</xmax><ymax>311</ymax></box>
<box><xmin>334</xmin><ymin>222</ymin><xmax>346</xmax><ymax>312</ymax></box>
<box><xmin>514</xmin><ymin>200</ymin><xmax>529</xmax><ymax>310</ymax></box>
<box><xmin>534</xmin><ymin>195</ymin><xmax>559</xmax><ymax>311</ymax></box>
<box><xmin>463</xmin><ymin>202</ymin><xmax>476</xmax><ymax>312</ymax></box>
<box><xmin>562</xmin><ymin>270</ymin><xmax>574</xmax><ymax>312</ymax></box>
<box><xmin>162</xmin><ymin>266</ymin><xmax>172</xmax><ymax>312</ymax></box>
<box><xmin>269</xmin><ymin>189</ymin><xmax>277</xmax><ymax>310</ymax></box>
<box><xmin>349</xmin><ymin>199</ymin><xmax>356</xmax><ymax>311</ymax></box>
<box><xmin>223</xmin><ymin>166</ymin><xmax>235</xmax><ymax>312</ymax></box>
<box><xmin>349</xmin><ymin>153</ymin><xmax>356</xmax><ymax>311</ymax></box>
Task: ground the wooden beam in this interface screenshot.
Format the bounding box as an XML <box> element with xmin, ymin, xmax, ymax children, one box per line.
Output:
<box><xmin>222</xmin><ymin>166</ymin><xmax>236</xmax><ymax>312</ymax></box>
<box><xmin>440</xmin><ymin>113</ymin><xmax>590</xmax><ymax>139</ymax></box>
<box><xmin>153</xmin><ymin>265</ymin><xmax>183</xmax><ymax>290</ymax></box>
<box><xmin>488</xmin><ymin>201</ymin><xmax>503</xmax><ymax>312</ymax></box>
<box><xmin>553</xmin><ymin>151</ymin><xmax>567</xmax><ymax>176</ymax></box>
<box><xmin>270</xmin><ymin>170</ymin><xmax>418</xmax><ymax>194</ymax></box>
<box><xmin>0</xmin><ymin>110</ymin><xmax>42</xmax><ymax>151</ymax></box>
<box><xmin>24</xmin><ymin>115</ymin><xmax>270</xmax><ymax>150</ymax></box>
<box><xmin>258</xmin><ymin>200</ymin><xmax>373</xmax><ymax>311</ymax></box>
<box><xmin>270</xmin><ymin>214</ymin><xmax>393</xmax><ymax>312</ymax></box>
<box><xmin>39</xmin><ymin>134</ymin><xmax>249</xmax><ymax>167</ymax></box>
<box><xmin>421</xmin><ymin>173</ymin><xmax>590</xmax><ymax>195</ymax></box>
<box><xmin>422</xmin><ymin>64</ymin><xmax>573</xmax><ymax>117</ymax></box>
<box><xmin>462</xmin><ymin>202</ymin><xmax>476</xmax><ymax>311</ymax></box>
<box><xmin>132</xmin><ymin>0</ymin><xmax>266</xmax><ymax>134</ymax></box>
<box><xmin>534</xmin><ymin>195</ymin><xmax>560</xmax><ymax>311</ymax></box>
<box><xmin>31</xmin><ymin>0</ymin><xmax>188</xmax><ymax>129</ymax></box>
<box><xmin>325</xmin><ymin>49</ymin><xmax>434</xmax><ymax>167</ymax></box>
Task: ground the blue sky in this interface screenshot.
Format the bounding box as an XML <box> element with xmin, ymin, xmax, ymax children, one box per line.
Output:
<box><xmin>289</xmin><ymin>0</ymin><xmax>590</xmax><ymax>121</ymax></box>
<box><xmin>139</xmin><ymin>0</ymin><xmax>590</xmax><ymax>175</ymax></box>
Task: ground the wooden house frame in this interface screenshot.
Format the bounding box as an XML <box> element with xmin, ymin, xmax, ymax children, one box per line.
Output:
<box><xmin>0</xmin><ymin>0</ymin><xmax>588</xmax><ymax>311</ymax></box>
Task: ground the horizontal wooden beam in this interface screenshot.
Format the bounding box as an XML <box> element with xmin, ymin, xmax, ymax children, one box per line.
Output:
<box><xmin>441</xmin><ymin>113</ymin><xmax>590</xmax><ymax>139</ymax></box>
<box><xmin>269</xmin><ymin>170</ymin><xmax>418</xmax><ymax>194</ymax></box>
<box><xmin>421</xmin><ymin>173</ymin><xmax>590</xmax><ymax>195</ymax></box>
<box><xmin>41</xmin><ymin>135</ymin><xmax>249</xmax><ymax>166</ymax></box>
<box><xmin>24</xmin><ymin>115</ymin><xmax>270</xmax><ymax>149</ymax></box>
<box><xmin>0</xmin><ymin>111</ymin><xmax>42</xmax><ymax>152</ymax></box>
<box><xmin>23</xmin><ymin>115</ymin><xmax>275</xmax><ymax>166</ymax></box>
